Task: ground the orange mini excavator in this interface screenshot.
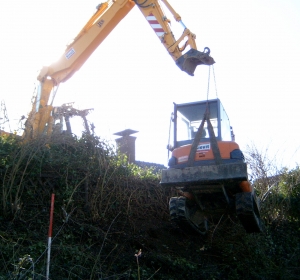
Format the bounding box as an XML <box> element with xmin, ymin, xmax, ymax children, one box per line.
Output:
<box><xmin>160</xmin><ymin>99</ymin><xmax>263</xmax><ymax>234</ymax></box>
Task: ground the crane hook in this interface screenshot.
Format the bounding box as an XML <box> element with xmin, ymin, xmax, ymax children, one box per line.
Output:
<box><xmin>203</xmin><ymin>47</ymin><xmax>210</xmax><ymax>55</ymax></box>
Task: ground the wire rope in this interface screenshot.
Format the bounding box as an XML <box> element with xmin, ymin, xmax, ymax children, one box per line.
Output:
<box><xmin>206</xmin><ymin>65</ymin><xmax>211</xmax><ymax>102</ymax></box>
<box><xmin>212</xmin><ymin>65</ymin><xmax>218</xmax><ymax>98</ymax></box>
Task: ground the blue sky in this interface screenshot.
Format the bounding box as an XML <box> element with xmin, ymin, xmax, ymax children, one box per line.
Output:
<box><xmin>0</xmin><ymin>0</ymin><xmax>299</xmax><ymax>168</ymax></box>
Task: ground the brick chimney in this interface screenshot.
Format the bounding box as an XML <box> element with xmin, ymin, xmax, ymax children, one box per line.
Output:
<box><xmin>114</xmin><ymin>129</ymin><xmax>138</xmax><ymax>163</ymax></box>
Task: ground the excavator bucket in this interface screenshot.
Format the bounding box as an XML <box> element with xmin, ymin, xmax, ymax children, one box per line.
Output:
<box><xmin>176</xmin><ymin>48</ymin><xmax>215</xmax><ymax>76</ymax></box>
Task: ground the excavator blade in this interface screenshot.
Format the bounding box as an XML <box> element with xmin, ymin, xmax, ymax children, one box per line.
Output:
<box><xmin>160</xmin><ymin>162</ymin><xmax>248</xmax><ymax>187</ymax></box>
<box><xmin>176</xmin><ymin>48</ymin><xmax>215</xmax><ymax>76</ymax></box>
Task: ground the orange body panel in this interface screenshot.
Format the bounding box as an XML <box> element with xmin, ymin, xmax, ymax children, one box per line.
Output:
<box><xmin>172</xmin><ymin>141</ymin><xmax>253</xmax><ymax>193</ymax></box>
<box><xmin>172</xmin><ymin>141</ymin><xmax>240</xmax><ymax>164</ymax></box>
<box><xmin>239</xmin><ymin>181</ymin><xmax>252</xmax><ymax>193</ymax></box>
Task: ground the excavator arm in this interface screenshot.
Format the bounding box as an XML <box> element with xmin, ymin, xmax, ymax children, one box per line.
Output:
<box><xmin>134</xmin><ymin>0</ymin><xmax>214</xmax><ymax>73</ymax></box>
<box><xmin>24</xmin><ymin>0</ymin><xmax>214</xmax><ymax>140</ymax></box>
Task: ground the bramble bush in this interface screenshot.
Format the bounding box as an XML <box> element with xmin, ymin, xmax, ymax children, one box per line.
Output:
<box><xmin>0</xmin><ymin>135</ymin><xmax>299</xmax><ymax>279</ymax></box>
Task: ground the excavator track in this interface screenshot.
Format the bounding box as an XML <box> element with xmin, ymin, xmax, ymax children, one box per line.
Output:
<box><xmin>169</xmin><ymin>196</ymin><xmax>208</xmax><ymax>235</ymax></box>
<box><xmin>169</xmin><ymin>191</ymin><xmax>264</xmax><ymax>234</ymax></box>
<box><xmin>235</xmin><ymin>192</ymin><xmax>264</xmax><ymax>233</ymax></box>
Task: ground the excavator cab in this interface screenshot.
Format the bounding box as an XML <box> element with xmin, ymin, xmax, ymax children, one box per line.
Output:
<box><xmin>168</xmin><ymin>99</ymin><xmax>236</xmax><ymax>168</ymax></box>
<box><xmin>173</xmin><ymin>99</ymin><xmax>231</xmax><ymax>147</ymax></box>
<box><xmin>161</xmin><ymin>99</ymin><xmax>264</xmax><ymax>234</ymax></box>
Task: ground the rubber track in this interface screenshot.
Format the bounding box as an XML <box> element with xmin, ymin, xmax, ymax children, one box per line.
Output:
<box><xmin>236</xmin><ymin>192</ymin><xmax>263</xmax><ymax>233</ymax></box>
<box><xmin>169</xmin><ymin>197</ymin><xmax>207</xmax><ymax>235</ymax></box>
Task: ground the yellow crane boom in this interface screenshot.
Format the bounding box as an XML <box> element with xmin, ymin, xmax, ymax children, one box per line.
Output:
<box><xmin>24</xmin><ymin>0</ymin><xmax>214</xmax><ymax>140</ymax></box>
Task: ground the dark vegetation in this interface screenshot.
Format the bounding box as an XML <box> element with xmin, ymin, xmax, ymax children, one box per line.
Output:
<box><xmin>0</xmin><ymin>134</ymin><xmax>299</xmax><ymax>279</ymax></box>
